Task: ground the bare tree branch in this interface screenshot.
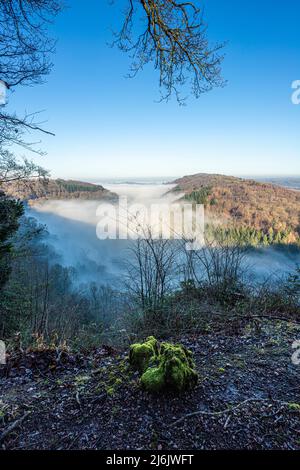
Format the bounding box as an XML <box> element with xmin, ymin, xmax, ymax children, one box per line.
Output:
<box><xmin>0</xmin><ymin>0</ymin><xmax>62</xmax><ymax>155</ymax></box>
<box><xmin>114</xmin><ymin>0</ymin><xmax>225</xmax><ymax>103</ymax></box>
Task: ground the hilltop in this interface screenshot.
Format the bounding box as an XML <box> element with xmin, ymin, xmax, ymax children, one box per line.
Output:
<box><xmin>171</xmin><ymin>173</ymin><xmax>300</xmax><ymax>244</ymax></box>
<box><xmin>2</xmin><ymin>179</ymin><xmax>118</xmax><ymax>203</ymax></box>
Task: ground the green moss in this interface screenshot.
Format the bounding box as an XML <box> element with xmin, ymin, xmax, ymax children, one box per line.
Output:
<box><xmin>130</xmin><ymin>337</ymin><xmax>198</xmax><ymax>393</ymax></box>
<box><xmin>118</xmin><ymin>359</ymin><xmax>129</xmax><ymax>373</ymax></box>
<box><xmin>141</xmin><ymin>366</ymin><xmax>165</xmax><ymax>392</ymax></box>
<box><xmin>287</xmin><ymin>403</ymin><xmax>300</xmax><ymax>411</ymax></box>
<box><xmin>108</xmin><ymin>371</ymin><xmax>117</xmax><ymax>381</ymax></box>
<box><xmin>106</xmin><ymin>386</ymin><xmax>115</xmax><ymax>396</ymax></box>
<box><xmin>74</xmin><ymin>374</ymin><xmax>90</xmax><ymax>387</ymax></box>
<box><xmin>129</xmin><ymin>336</ymin><xmax>158</xmax><ymax>373</ymax></box>
<box><xmin>158</xmin><ymin>342</ymin><xmax>198</xmax><ymax>392</ymax></box>
<box><xmin>112</xmin><ymin>405</ymin><xmax>120</xmax><ymax>416</ymax></box>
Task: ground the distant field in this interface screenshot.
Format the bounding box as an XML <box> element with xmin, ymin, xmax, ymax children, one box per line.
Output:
<box><xmin>252</xmin><ymin>177</ymin><xmax>300</xmax><ymax>190</ymax></box>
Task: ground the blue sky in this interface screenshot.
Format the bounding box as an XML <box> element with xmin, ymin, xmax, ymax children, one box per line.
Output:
<box><xmin>8</xmin><ymin>0</ymin><xmax>300</xmax><ymax>179</ymax></box>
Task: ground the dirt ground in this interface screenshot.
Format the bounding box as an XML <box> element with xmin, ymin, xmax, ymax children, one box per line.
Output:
<box><xmin>1</xmin><ymin>320</ymin><xmax>300</xmax><ymax>450</ymax></box>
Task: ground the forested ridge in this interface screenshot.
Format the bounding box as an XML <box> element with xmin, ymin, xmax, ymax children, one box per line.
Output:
<box><xmin>172</xmin><ymin>173</ymin><xmax>300</xmax><ymax>245</ymax></box>
<box><xmin>2</xmin><ymin>179</ymin><xmax>118</xmax><ymax>203</ymax></box>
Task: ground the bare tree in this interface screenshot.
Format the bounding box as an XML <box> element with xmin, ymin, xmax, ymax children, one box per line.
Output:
<box><xmin>125</xmin><ymin>228</ymin><xmax>180</xmax><ymax>310</ymax></box>
<box><xmin>0</xmin><ymin>110</ymin><xmax>56</xmax><ymax>156</ymax></box>
<box><xmin>0</xmin><ymin>149</ymin><xmax>48</xmax><ymax>184</ymax></box>
<box><xmin>115</xmin><ymin>0</ymin><xmax>225</xmax><ymax>103</ymax></box>
<box><xmin>0</xmin><ymin>0</ymin><xmax>62</xmax><ymax>154</ymax></box>
<box><xmin>0</xmin><ymin>0</ymin><xmax>61</xmax><ymax>88</ymax></box>
<box><xmin>183</xmin><ymin>227</ymin><xmax>248</xmax><ymax>299</ymax></box>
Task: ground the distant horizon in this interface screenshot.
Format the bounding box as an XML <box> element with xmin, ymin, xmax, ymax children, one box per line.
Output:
<box><xmin>51</xmin><ymin>173</ymin><xmax>300</xmax><ymax>183</ymax></box>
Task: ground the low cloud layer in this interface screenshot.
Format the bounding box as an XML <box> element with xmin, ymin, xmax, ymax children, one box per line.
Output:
<box><xmin>28</xmin><ymin>183</ymin><xmax>300</xmax><ymax>287</ymax></box>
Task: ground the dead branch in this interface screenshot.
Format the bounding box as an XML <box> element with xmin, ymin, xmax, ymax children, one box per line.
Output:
<box><xmin>170</xmin><ymin>398</ymin><xmax>293</xmax><ymax>427</ymax></box>
<box><xmin>0</xmin><ymin>411</ymin><xmax>31</xmax><ymax>443</ymax></box>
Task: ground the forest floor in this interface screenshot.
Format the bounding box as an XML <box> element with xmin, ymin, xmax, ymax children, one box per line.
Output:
<box><xmin>1</xmin><ymin>320</ymin><xmax>300</xmax><ymax>450</ymax></box>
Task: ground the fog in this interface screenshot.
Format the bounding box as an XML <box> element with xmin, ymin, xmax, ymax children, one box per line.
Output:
<box><xmin>28</xmin><ymin>201</ymin><xmax>130</xmax><ymax>287</ymax></box>
<box><xmin>244</xmin><ymin>245</ymin><xmax>300</xmax><ymax>282</ymax></box>
<box><xmin>27</xmin><ymin>183</ymin><xmax>180</xmax><ymax>286</ymax></box>
<box><xmin>27</xmin><ymin>182</ymin><xmax>300</xmax><ymax>288</ymax></box>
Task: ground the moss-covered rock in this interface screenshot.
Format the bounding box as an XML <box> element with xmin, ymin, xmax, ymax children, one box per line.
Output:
<box><xmin>129</xmin><ymin>337</ymin><xmax>198</xmax><ymax>393</ymax></box>
<box><xmin>129</xmin><ymin>336</ymin><xmax>158</xmax><ymax>373</ymax></box>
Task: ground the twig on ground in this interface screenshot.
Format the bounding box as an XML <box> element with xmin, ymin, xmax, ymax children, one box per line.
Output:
<box><xmin>170</xmin><ymin>398</ymin><xmax>290</xmax><ymax>427</ymax></box>
<box><xmin>0</xmin><ymin>411</ymin><xmax>31</xmax><ymax>443</ymax></box>
<box><xmin>75</xmin><ymin>390</ymin><xmax>81</xmax><ymax>407</ymax></box>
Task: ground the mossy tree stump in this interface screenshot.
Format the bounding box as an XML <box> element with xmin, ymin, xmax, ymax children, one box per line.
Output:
<box><xmin>129</xmin><ymin>336</ymin><xmax>198</xmax><ymax>393</ymax></box>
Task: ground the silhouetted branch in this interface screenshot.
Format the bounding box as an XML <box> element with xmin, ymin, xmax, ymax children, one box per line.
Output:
<box><xmin>0</xmin><ymin>0</ymin><xmax>62</xmax><ymax>154</ymax></box>
<box><xmin>115</xmin><ymin>0</ymin><xmax>225</xmax><ymax>103</ymax></box>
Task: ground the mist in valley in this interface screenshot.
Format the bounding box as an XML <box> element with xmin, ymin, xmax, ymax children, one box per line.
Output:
<box><xmin>27</xmin><ymin>182</ymin><xmax>300</xmax><ymax>291</ymax></box>
<box><xmin>26</xmin><ymin>183</ymin><xmax>180</xmax><ymax>288</ymax></box>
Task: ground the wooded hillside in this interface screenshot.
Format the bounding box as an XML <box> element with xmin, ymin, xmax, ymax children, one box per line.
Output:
<box><xmin>171</xmin><ymin>174</ymin><xmax>300</xmax><ymax>244</ymax></box>
<box><xmin>2</xmin><ymin>179</ymin><xmax>118</xmax><ymax>203</ymax></box>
